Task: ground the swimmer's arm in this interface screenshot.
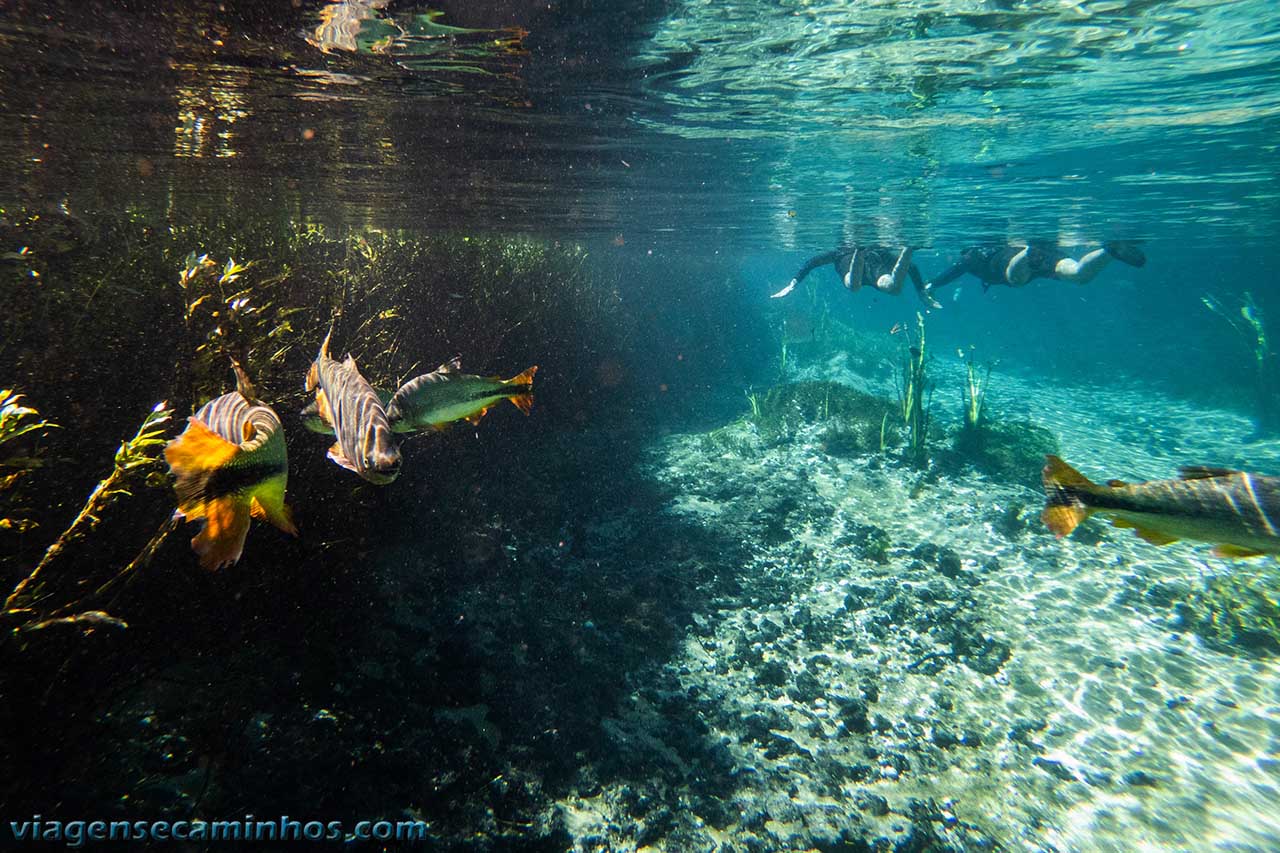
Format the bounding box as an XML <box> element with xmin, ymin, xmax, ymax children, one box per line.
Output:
<box><xmin>927</xmin><ymin>262</ymin><xmax>966</xmax><ymax>291</ymax></box>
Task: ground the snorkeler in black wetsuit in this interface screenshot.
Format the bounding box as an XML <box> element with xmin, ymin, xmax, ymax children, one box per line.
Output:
<box><xmin>924</xmin><ymin>240</ymin><xmax>1146</xmax><ymax>299</ymax></box>
<box><xmin>771</xmin><ymin>246</ymin><xmax>941</xmax><ymax>308</ymax></box>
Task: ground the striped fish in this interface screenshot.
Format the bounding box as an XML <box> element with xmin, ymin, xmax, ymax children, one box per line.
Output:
<box><xmin>1042</xmin><ymin>455</ymin><xmax>1280</xmax><ymax>558</ymax></box>
<box><xmin>164</xmin><ymin>360</ymin><xmax>297</xmax><ymax>570</ymax></box>
<box><xmin>305</xmin><ymin>329</ymin><xmax>401</xmax><ymax>484</ymax></box>
<box><xmin>384</xmin><ymin>358</ymin><xmax>536</xmax><ymax>433</ymax></box>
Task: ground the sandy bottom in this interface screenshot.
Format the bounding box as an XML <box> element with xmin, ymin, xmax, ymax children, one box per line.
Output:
<box><xmin>556</xmin><ymin>354</ymin><xmax>1280</xmax><ymax>852</ymax></box>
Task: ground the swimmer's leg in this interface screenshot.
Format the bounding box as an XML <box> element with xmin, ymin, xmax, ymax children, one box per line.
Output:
<box><xmin>1005</xmin><ymin>247</ymin><xmax>1032</xmax><ymax>286</ymax></box>
<box><xmin>1054</xmin><ymin>248</ymin><xmax>1110</xmax><ymax>284</ymax></box>
<box><xmin>874</xmin><ymin>247</ymin><xmax>914</xmax><ymax>294</ymax></box>
<box><xmin>843</xmin><ymin>249</ymin><xmax>865</xmax><ymax>292</ymax></box>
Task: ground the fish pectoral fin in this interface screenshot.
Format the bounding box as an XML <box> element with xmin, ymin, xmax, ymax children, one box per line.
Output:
<box><xmin>465</xmin><ymin>408</ymin><xmax>489</xmax><ymax>426</ymax></box>
<box><xmin>1211</xmin><ymin>544</ymin><xmax>1267</xmax><ymax>559</ymax></box>
<box><xmin>242</xmin><ymin>419</ymin><xmax>257</xmax><ymax>442</ymax></box>
<box><xmin>315</xmin><ymin>389</ymin><xmax>335</xmax><ymax>426</ymax></box>
<box><xmin>327</xmin><ymin>443</ymin><xmax>360</xmax><ymax>473</ymax></box>
<box><xmin>1131</xmin><ymin>527</ymin><xmax>1178</xmax><ymax>546</ymax></box>
<box><xmin>1106</xmin><ymin>479</ymin><xmax>1128</xmax><ymax>488</ymax></box>
<box><xmin>250</xmin><ymin>478</ymin><xmax>298</xmax><ymax>536</ymax></box>
<box><xmin>1179</xmin><ymin>465</ymin><xmax>1237</xmax><ymax>480</ymax></box>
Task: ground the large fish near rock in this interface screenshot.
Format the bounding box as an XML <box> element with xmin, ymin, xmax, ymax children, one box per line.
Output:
<box><xmin>165</xmin><ymin>360</ymin><xmax>297</xmax><ymax>570</ymax></box>
<box><xmin>1042</xmin><ymin>455</ymin><xmax>1280</xmax><ymax>558</ymax></box>
<box><xmin>305</xmin><ymin>329</ymin><xmax>402</xmax><ymax>484</ymax></box>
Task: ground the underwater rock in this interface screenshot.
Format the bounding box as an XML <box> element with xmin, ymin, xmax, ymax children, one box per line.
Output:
<box><xmin>1008</xmin><ymin>718</ymin><xmax>1048</xmax><ymax>749</ymax></box>
<box><xmin>747</xmin><ymin>381</ymin><xmax>900</xmax><ymax>450</ymax></box>
<box><xmin>908</xmin><ymin>542</ymin><xmax>963</xmax><ymax>577</ymax></box>
<box><xmin>1174</xmin><ymin>572</ymin><xmax>1280</xmax><ymax>658</ymax></box>
<box><xmin>1121</xmin><ymin>770</ymin><xmax>1159</xmax><ymax>788</ymax></box>
<box><xmin>950</xmin><ymin>419</ymin><xmax>1060</xmax><ymax>489</ymax></box>
<box><xmin>755</xmin><ymin>660</ymin><xmax>791</xmax><ymax>688</ymax></box>
<box><xmin>1032</xmin><ymin>757</ymin><xmax>1077</xmax><ymax>782</ymax></box>
<box><xmin>855</xmin><ymin>790</ymin><xmax>890</xmax><ymax>816</ymax></box>
<box><xmin>789</xmin><ymin>669</ymin><xmax>826</xmax><ymax>704</ymax></box>
<box><xmin>838</xmin><ymin>698</ymin><xmax>872</xmax><ymax>734</ymax></box>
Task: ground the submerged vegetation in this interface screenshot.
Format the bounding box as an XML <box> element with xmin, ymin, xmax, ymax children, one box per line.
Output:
<box><xmin>946</xmin><ymin>352</ymin><xmax>1059</xmax><ymax>488</ymax></box>
<box><xmin>0</xmin><ymin>211</ymin><xmax>624</xmax><ymax>649</ymax></box>
<box><xmin>751</xmin><ymin>381</ymin><xmax>900</xmax><ymax>450</ymax></box>
<box><xmin>1202</xmin><ymin>291</ymin><xmax>1279</xmax><ymax>434</ymax></box>
<box><xmin>3</xmin><ymin>404</ymin><xmax>173</xmax><ymax>634</ymax></box>
<box><xmin>959</xmin><ymin>348</ymin><xmax>993</xmax><ymax>431</ymax></box>
<box><xmin>895</xmin><ymin>314</ymin><xmax>933</xmax><ymax>467</ymax></box>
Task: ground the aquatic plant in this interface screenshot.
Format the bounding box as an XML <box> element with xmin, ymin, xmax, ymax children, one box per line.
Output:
<box><xmin>958</xmin><ymin>348</ymin><xmax>994</xmax><ymax>431</ymax></box>
<box><xmin>3</xmin><ymin>402</ymin><xmax>172</xmax><ymax>629</ymax></box>
<box><xmin>895</xmin><ymin>313</ymin><xmax>933</xmax><ymax>467</ymax></box>
<box><xmin>0</xmin><ymin>389</ymin><xmax>59</xmax><ymax>453</ymax></box>
<box><xmin>0</xmin><ymin>390</ymin><xmax>59</xmax><ymax>543</ymax></box>
<box><xmin>1202</xmin><ymin>291</ymin><xmax>1279</xmax><ymax>434</ymax></box>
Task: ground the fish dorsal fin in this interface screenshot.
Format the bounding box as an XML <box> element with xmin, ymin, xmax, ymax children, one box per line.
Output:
<box><xmin>1179</xmin><ymin>465</ymin><xmax>1237</xmax><ymax>480</ymax></box>
<box><xmin>230</xmin><ymin>357</ymin><xmax>258</xmax><ymax>401</ymax></box>
<box><xmin>438</xmin><ymin>356</ymin><xmax>462</xmax><ymax>373</ymax></box>
<box><xmin>344</xmin><ymin>353</ymin><xmax>358</xmax><ymax>370</ymax></box>
<box><xmin>1042</xmin><ymin>455</ymin><xmax>1097</xmax><ymax>490</ymax></box>
<box><xmin>320</xmin><ymin>324</ymin><xmax>334</xmax><ymax>360</ymax></box>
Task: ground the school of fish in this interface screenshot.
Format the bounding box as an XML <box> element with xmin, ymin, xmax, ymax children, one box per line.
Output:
<box><xmin>164</xmin><ymin>333</ymin><xmax>537</xmax><ymax>569</ymax></box>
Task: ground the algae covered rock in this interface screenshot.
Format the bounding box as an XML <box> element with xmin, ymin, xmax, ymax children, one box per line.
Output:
<box><xmin>1176</xmin><ymin>572</ymin><xmax>1280</xmax><ymax>657</ymax></box>
<box><xmin>746</xmin><ymin>381</ymin><xmax>900</xmax><ymax>452</ymax></box>
<box><xmin>951</xmin><ymin>419</ymin><xmax>1059</xmax><ymax>488</ymax></box>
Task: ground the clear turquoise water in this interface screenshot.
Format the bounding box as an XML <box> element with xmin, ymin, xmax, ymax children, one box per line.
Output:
<box><xmin>3</xmin><ymin>1</ymin><xmax>1280</xmax><ymax>850</ymax></box>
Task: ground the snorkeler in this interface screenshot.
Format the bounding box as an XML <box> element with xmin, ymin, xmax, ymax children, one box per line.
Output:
<box><xmin>924</xmin><ymin>241</ymin><xmax>1146</xmax><ymax>299</ymax></box>
<box><xmin>771</xmin><ymin>246</ymin><xmax>941</xmax><ymax>308</ymax></box>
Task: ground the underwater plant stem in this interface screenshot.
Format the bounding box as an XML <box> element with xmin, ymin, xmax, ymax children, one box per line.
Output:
<box><xmin>962</xmin><ymin>355</ymin><xmax>993</xmax><ymax>430</ymax></box>
<box><xmin>89</xmin><ymin>515</ymin><xmax>180</xmax><ymax>606</ymax></box>
<box><xmin>896</xmin><ymin>313</ymin><xmax>931</xmax><ymax>465</ymax></box>
<box><xmin>3</xmin><ymin>404</ymin><xmax>171</xmax><ymax>618</ymax></box>
<box><xmin>1203</xmin><ymin>291</ymin><xmax>1279</xmax><ymax>430</ymax></box>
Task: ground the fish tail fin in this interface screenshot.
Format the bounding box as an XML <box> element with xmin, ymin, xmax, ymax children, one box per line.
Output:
<box><xmin>165</xmin><ymin>418</ymin><xmax>253</xmax><ymax>570</ymax></box>
<box><xmin>506</xmin><ymin>365</ymin><xmax>537</xmax><ymax>415</ymax></box>
<box><xmin>191</xmin><ymin>497</ymin><xmax>252</xmax><ymax>571</ymax></box>
<box><xmin>1041</xmin><ymin>455</ymin><xmax>1098</xmax><ymax>538</ymax></box>
<box><xmin>249</xmin><ymin>474</ymin><xmax>298</xmax><ymax>536</ymax></box>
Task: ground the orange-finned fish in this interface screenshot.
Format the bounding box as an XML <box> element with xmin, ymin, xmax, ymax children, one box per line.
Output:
<box><xmin>305</xmin><ymin>328</ymin><xmax>401</xmax><ymax>484</ymax></box>
<box><xmin>164</xmin><ymin>360</ymin><xmax>297</xmax><ymax>570</ymax></box>
<box><xmin>1042</xmin><ymin>455</ymin><xmax>1280</xmax><ymax>558</ymax></box>
<box><xmin>384</xmin><ymin>358</ymin><xmax>536</xmax><ymax>432</ymax></box>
